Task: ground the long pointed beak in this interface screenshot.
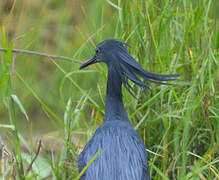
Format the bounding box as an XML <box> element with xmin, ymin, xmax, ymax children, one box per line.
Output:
<box><xmin>80</xmin><ymin>55</ymin><xmax>97</xmax><ymax>69</ymax></box>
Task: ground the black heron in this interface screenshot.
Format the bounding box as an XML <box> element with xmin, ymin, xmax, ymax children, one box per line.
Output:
<box><xmin>78</xmin><ymin>39</ymin><xmax>179</xmax><ymax>180</ymax></box>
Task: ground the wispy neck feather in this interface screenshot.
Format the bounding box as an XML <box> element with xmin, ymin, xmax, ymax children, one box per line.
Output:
<box><xmin>103</xmin><ymin>42</ymin><xmax>179</xmax><ymax>121</ymax></box>
<box><xmin>105</xmin><ymin>64</ymin><xmax>128</xmax><ymax>121</ymax></box>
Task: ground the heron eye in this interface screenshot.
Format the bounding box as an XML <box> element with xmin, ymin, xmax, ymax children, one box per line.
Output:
<box><xmin>95</xmin><ymin>48</ymin><xmax>100</xmax><ymax>54</ymax></box>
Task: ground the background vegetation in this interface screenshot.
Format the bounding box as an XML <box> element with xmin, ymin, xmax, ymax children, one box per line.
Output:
<box><xmin>0</xmin><ymin>0</ymin><xmax>218</xmax><ymax>179</ymax></box>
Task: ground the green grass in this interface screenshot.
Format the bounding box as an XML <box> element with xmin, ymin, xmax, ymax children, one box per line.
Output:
<box><xmin>0</xmin><ymin>0</ymin><xmax>218</xmax><ymax>179</ymax></box>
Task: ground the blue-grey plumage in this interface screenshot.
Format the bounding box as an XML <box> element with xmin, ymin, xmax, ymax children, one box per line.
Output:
<box><xmin>79</xmin><ymin>39</ymin><xmax>179</xmax><ymax>180</ymax></box>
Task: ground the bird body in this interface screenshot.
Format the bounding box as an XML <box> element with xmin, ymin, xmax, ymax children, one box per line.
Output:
<box><xmin>79</xmin><ymin>61</ymin><xmax>150</xmax><ymax>180</ymax></box>
<box><xmin>79</xmin><ymin>39</ymin><xmax>179</xmax><ymax>179</ymax></box>
<box><xmin>78</xmin><ymin>120</ymin><xmax>150</xmax><ymax>180</ymax></box>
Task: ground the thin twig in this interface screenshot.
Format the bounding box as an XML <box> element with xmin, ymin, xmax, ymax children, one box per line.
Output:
<box><xmin>0</xmin><ymin>48</ymin><xmax>82</xmax><ymax>64</ymax></box>
<box><xmin>26</xmin><ymin>139</ymin><xmax>42</xmax><ymax>174</ymax></box>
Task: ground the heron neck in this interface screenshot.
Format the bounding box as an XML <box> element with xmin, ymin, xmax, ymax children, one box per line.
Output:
<box><xmin>104</xmin><ymin>64</ymin><xmax>128</xmax><ymax>121</ymax></box>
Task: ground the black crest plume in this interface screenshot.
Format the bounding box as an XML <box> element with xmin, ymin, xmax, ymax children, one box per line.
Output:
<box><xmin>113</xmin><ymin>41</ymin><xmax>179</xmax><ymax>97</ymax></box>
